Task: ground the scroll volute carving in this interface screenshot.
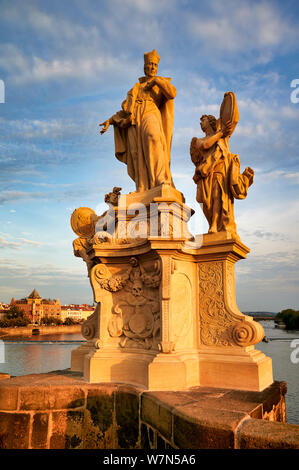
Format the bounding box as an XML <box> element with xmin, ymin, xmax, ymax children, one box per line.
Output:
<box><xmin>81</xmin><ymin>304</ymin><xmax>99</xmax><ymax>341</ymax></box>
<box><xmin>199</xmin><ymin>261</ymin><xmax>264</xmax><ymax>348</ymax></box>
<box><xmin>230</xmin><ymin>319</ymin><xmax>264</xmax><ymax>347</ymax></box>
<box><xmin>90</xmin><ymin>262</ymin><xmax>131</xmax><ymax>303</ymax></box>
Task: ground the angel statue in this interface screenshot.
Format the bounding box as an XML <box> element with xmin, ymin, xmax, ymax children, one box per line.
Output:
<box><xmin>190</xmin><ymin>92</ymin><xmax>254</xmax><ymax>239</ymax></box>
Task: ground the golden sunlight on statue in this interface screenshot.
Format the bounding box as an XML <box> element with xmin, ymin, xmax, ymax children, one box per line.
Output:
<box><xmin>99</xmin><ymin>50</ymin><xmax>176</xmax><ymax>192</ymax></box>
<box><xmin>190</xmin><ymin>92</ymin><xmax>254</xmax><ymax>240</ymax></box>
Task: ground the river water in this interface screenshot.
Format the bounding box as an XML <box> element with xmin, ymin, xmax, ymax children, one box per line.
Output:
<box><xmin>0</xmin><ymin>321</ymin><xmax>298</xmax><ymax>424</ymax></box>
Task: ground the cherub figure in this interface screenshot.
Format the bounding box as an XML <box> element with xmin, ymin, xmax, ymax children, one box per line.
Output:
<box><xmin>190</xmin><ymin>92</ymin><xmax>254</xmax><ymax>239</ymax></box>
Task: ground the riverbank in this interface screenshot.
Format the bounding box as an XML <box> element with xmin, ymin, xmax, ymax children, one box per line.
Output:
<box><xmin>0</xmin><ymin>324</ymin><xmax>82</xmax><ymax>339</ymax></box>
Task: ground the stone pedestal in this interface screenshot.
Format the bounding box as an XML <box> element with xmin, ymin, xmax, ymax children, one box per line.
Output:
<box><xmin>71</xmin><ymin>187</ymin><xmax>273</xmax><ymax>391</ymax></box>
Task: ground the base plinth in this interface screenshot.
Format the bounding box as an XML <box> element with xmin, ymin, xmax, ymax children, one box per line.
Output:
<box><xmin>198</xmin><ymin>348</ymin><xmax>273</xmax><ymax>392</ymax></box>
<box><xmin>83</xmin><ymin>348</ymin><xmax>201</xmax><ymax>390</ymax></box>
<box><xmin>74</xmin><ymin>345</ymin><xmax>273</xmax><ymax>391</ymax></box>
<box><xmin>71</xmin><ymin>193</ymin><xmax>274</xmax><ymax>393</ymax></box>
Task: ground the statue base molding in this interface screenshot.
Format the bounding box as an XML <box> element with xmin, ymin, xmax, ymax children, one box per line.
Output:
<box><xmin>71</xmin><ymin>206</ymin><xmax>273</xmax><ymax>391</ymax></box>
<box><xmin>72</xmin><ymin>346</ymin><xmax>272</xmax><ymax>392</ymax></box>
<box><xmin>81</xmin><ymin>348</ymin><xmax>201</xmax><ymax>390</ymax></box>
<box><xmin>198</xmin><ymin>347</ymin><xmax>273</xmax><ymax>392</ymax></box>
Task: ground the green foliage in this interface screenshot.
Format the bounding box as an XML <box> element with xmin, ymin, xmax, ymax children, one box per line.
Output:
<box><xmin>276</xmin><ymin>309</ymin><xmax>299</xmax><ymax>330</ymax></box>
<box><xmin>63</xmin><ymin>317</ymin><xmax>76</xmax><ymax>325</ymax></box>
<box><xmin>0</xmin><ymin>305</ymin><xmax>31</xmax><ymax>327</ymax></box>
<box><xmin>40</xmin><ymin>316</ymin><xmax>62</xmax><ymax>326</ymax></box>
<box><xmin>6</xmin><ymin>305</ymin><xmax>26</xmax><ymax>319</ymax></box>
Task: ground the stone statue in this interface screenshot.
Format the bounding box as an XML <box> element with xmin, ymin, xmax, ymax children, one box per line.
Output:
<box><xmin>71</xmin><ymin>86</ymin><xmax>272</xmax><ymax>392</ymax></box>
<box><xmin>190</xmin><ymin>92</ymin><xmax>254</xmax><ymax>239</ymax></box>
<box><xmin>99</xmin><ymin>50</ymin><xmax>176</xmax><ymax>192</ymax></box>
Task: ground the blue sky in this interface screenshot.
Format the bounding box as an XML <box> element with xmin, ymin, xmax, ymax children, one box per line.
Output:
<box><xmin>0</xmin><ymin>0</ymin><xmax>298</xmax><ymax>311</ymax></box>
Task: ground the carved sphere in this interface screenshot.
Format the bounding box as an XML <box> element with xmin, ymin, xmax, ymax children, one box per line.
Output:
<box><xmin>71</xmin><ymin>207</ymin><xmax>97</xmax><ymax>238</ymax></box>
<box><xmin>81</xmin><ymin>322</ymin><xmax>95</xmax><ymax>340</ymax></box>
<box><xmin>231</xmin><ymin>321</ymin><xmax>256</xmax><ymax>346</ymax></box>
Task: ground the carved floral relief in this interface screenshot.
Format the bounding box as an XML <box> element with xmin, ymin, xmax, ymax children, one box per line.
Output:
<box><xmin>199</xmin><ymin>261</ymin><xmax>236</xmax><ymax>346</ymax></box>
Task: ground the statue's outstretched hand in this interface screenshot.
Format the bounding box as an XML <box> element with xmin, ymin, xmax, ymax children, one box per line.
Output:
<box><xmin>99</xmin><ymin>119</ymin><xmax>110</xmax><ymax>135</ymax></box>
<box><xmin>222</xmin><ymin>120</ymin><xmax>234</xmax><ymax>137</ymax></box>
<box><xmin>143</xmin><ymin>78</ymin><xmax>156</xmax><ymax>91</ymax></box>
<box><xmin>243</xmin><ymin>166</ymin><xmax>254</xmax><ymax>186</ymax></box>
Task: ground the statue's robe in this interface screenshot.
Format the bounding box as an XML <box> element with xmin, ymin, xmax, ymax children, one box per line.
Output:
<box><xmin>193</xmin><ymin>136</ymin><xmax>253</xmax><ymax>237</ymax></box>
<box><xmin>110</xmin><ymin>76</ymin><xmax>176</xmax><ymax>191</ymax></box>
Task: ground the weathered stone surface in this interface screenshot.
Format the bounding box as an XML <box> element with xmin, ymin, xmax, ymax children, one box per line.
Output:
<box><xmin>0</xmin><ymin>373</ymin><xmax>10</xmax><ymax>380</ymax></box>
<box><xmin>19</xmin><ymin>386</ymin><xmax>50</xmax><ymax>410</ymax></box>
<box><xmin>140</xmin><ymin>423</ymin><xmax>152</xmax><ymax>449</ymax></box>
<box><xmin>173</xmin><ymin>406</ymin><xmax>249</xmax><ymax>449</ymax></box>
<box><xmin>19</xmin><ymin>385</ymin><xmax>85</xmax><ymax>410</ymax></box>
<box><xmin>0</xmin><ymin>412</ymin><xmax>30</xmax><ymax>449</ymax></box>
<box><xmin>141</xmin><ymin>384</ymin><xmax>278</xmax><ymax>428</ymax></box>
<box><xmin>84</xmin><ymin>387</ymin><xmax>115</xmax><ymax>449</ymax></box>
<box><xmin>49</xmin><ymin>386</ymin><xmax>85</xmax><ymax>410</ymax></box>
<box><xmin>225</xmin><ymin>381</ymin><xmax>287</xmax><ymax>422</ymax></box>
<box><xmin>0</xmin><ymin>372</ymin><xmax>296</xmax><ymax>449</ymax></box>
<box><xmin>0</xmin><ymin>385</ymin><xmax>18</xmax><ymax>410</ymax></box>
<box><xmin>31</xmin><ymin>413</ymin><xmax>49</xmax><ymax>448</ymax></box>
<box><xmin>141</xmin><ymin>393</ymin><xmax>174</xmax><ymax>442</ymax></box>
<box><xmin>238</xmin><ymin>418</ymin><xmax>299</xmax><ymax>449</ymax></box>
<box><xmin>50</xmin><ymin>410</ymin><xmax>84</xmax><ymax>449</ymax></box>
<box><xmin>115</xmin><ymin>386</ymin><xmax>140</xmax><ymax>449</ymax></box>
<box><xmin>86</xmin><ymin>387</ymin><xmax>114</xmax><ymax>431</ymax></box>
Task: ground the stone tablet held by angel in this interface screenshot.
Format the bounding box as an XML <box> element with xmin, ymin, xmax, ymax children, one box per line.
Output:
<box><xmin>190</xmin><ymin>92</ymin><xmax>254</xmax><ymax>240</ymax></box>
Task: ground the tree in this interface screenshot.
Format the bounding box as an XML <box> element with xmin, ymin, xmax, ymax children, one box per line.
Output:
<box><xmin>40</xmin><ymin>316</ymin><xmax>62</xmax><ymax>326</ymax></box>
<box><xmin>64</xmin><ymin>317</ymin><xmax>76</xmax><ymax>325</ymax></box>
<box><xmin>0</xmin><ymin>305</ymin><xmax>31</xmax><ymax>327</ymax></box>
<box><xmin>6</xmin><ymin>305</ymin><xmax>26</xmax><ymax>320</ymax></box>
<box><xmin>276</xmin><ymin>309</ymin><xmax>299</xmax><ymax>330</ymax></box>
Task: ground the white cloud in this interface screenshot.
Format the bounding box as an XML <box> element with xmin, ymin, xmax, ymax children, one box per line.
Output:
<box><xmin>0</xmin><ymin>257</ymin><xmax>85</xmax><ymax>282</ymax></box>
<box><xmin>0</xmin><ymin>44</ymin><xmax>128</xmax><ymax>85</ymax></box>
<box><xmin>0</xmin><ymin>236</ymin><xmax>20</xmax><ymax>250</ymax></box>
<box><xmin>187</xmin><ymin>0</ymin><xmax>296</xmax><ymax>57</ymax></box>
<box><xmin>237</xmin><ymin>199</ymin><xmax>299</xmax><ymax>255</ymax></box>
<box><xmin>107</xmin><ymin>0</ymin><xmax>174</xmax><ymax>14</ymax></box>
<box><xmin>281</xmin><ymin>106</ymin><xmax>299</xmax><ymax>120</ymax></box>
<box><xmin>235</xmin><ymin>123</ymin><xmax>266</xmax><ymax>137</ymax></box>
<box><xmin>0</xmin><ymin>190</ymin><xmax>45</xmax><ymax>204</ymax></box>
<box><xmin>16</xmin><ymin>238</ymin><xmax>43</xmax><ymax>247</ymax></box>
<box><xmin>2</xmin><ymin>2</ymin><xmax>101</xmax><ymax>43</ymax></box>
<box><xmin>0</xmin><ymin>234</ymin><xmax>43</xmax><ymax>250</ymax></box>
<box><xmin>1</xmin><ymin>117</ymin><xmax>90</xmax><ymax>140</ymax></box>
<box><xmin>266</xmin><ymin>170</ymin><xmax>299</xmax><ymax>185</ymax></box>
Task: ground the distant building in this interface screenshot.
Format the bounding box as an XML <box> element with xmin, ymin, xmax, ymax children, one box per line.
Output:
<box><xmin>0</xmin><ymin>302</ymin><xmax>9</xmax><ymax>310</ymax></box>
<box><xmin>0</xmin><ymin>303</ymin><xmax>8</xmax><ymax>321</ymax></box>
<box><xmin>60</xmin><ymin>305</ymin><xmax>94</xmax><ymax>322</ymax></box>
<box><xmin>6</xmin><ymin>291</ymin><xmax>93</xmax><ymax>324</ymax></box>
<box><xmin>10</xmin><ymin>289</ymin><xmax>61</xmax><ymax>324</ymax></box>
